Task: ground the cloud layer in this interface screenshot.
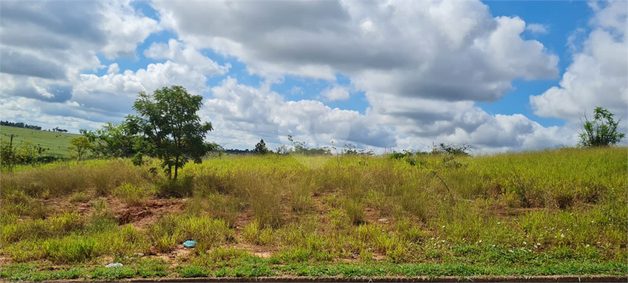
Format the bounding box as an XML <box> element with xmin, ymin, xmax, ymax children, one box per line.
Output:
<box><xmin>1</xmin><ymin>0</ymin><xmax>625</xmax><ymax>153</ymax></box>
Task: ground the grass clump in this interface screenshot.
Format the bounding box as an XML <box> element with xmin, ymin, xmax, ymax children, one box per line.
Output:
<box><xmin>113</xmin><ymin>183</ymin><xmax>148</xmax><ymax>205</ymax></box>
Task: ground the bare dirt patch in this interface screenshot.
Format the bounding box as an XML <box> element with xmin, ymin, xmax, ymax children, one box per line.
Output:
<box><xmin>115</xmin><ymin>199</ymin><xmax>186</xmax><ymax>228</ymax></box>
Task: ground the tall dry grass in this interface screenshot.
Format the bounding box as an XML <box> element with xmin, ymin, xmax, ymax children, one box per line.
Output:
<box><xmin>1</xmin><ymin>147</ymin><xmax>626</xmax><ymax>265</ymax></box>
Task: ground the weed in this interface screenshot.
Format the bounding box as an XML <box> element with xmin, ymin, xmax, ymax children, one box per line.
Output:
<box><xmin>344</xmin><ymin>198</ymin><xmax>366</xmax><ymax>225</ymax></box>
<box><xmin>113</xmin><ymin>183</ymin><xmax>148</xmax><ymax>206</ymax></box>
<box><xmin>178</xmin><ymin>265</ymin><xmax>210</xmax><ymax>277</ymax></box>
<box><xmin>44</xmin><ymin>236</ymin><xmax>98</xmax><ymax>263</ymax></box>
<box><xmin>242</xmin><ymin>221</ymin><xmax>275</xmax><ymax>245</ymax></box>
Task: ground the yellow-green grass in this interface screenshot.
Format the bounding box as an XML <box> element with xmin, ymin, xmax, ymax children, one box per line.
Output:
<box><xmin>1</xmin><ymin>147</ymin><xmax>626</xmax><ymax>281</ymax></box>
<box><xmin>1</xmin><ymin>126</ymin><xmax>80</xmax><ymax>158</ymax></box>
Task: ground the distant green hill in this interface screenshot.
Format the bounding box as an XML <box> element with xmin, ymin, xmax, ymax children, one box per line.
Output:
<box><xmin>0</xmin><ymin>126</ymin><xmax>81</xmax><ymax>158</ymax></box>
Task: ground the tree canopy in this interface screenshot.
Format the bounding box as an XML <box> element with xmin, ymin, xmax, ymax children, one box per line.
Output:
<box><xmin>254</xmin><ymin>139</ymin><xmax>269</xmax><ymax>154</ymax></box>
<box><xmin>127</xmin><ymin>85</ymin><xmax>213</xmax><ymax>180</ymax></box>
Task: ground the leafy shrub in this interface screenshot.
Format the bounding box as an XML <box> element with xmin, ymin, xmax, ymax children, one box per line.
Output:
<box><xmin>579</xmin><ymin>106</ymin><xmax>625</xmax><ymax>147</ymax></box>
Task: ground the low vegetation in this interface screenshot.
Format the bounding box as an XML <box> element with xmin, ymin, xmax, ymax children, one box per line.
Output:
<box><xmin>1</xmin><ymin>146</ymin><xmax>626</xmax><ymax>280</ymax></box>
<box><xmin>0</xmin><ymin>126</ymin><xmax>79</xmax><ymax>160</ymax></box>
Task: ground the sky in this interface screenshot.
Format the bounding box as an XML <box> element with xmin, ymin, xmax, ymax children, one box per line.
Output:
<box><xmin>0</xmin><ymin>0</ymin><xmax>626</xmax><ymax>154</ymax></box>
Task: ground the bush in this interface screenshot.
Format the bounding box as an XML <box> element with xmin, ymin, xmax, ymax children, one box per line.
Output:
<box><xmin>387</xmin><ymin>152</ymin><xmax>408</xmax><ymax>160</ymax></box>
<box><xmin>579</xmin><ymin>106</ymin><xmax>625</xmax><ymax>147</ymax></box>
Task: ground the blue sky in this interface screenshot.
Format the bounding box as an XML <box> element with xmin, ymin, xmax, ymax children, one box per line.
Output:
<box><xmin>1</xmin><ymin>0</ymin><xmax>626</xmax><ymax>153</ymax></box>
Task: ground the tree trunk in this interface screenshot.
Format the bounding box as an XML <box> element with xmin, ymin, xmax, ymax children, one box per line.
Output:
<box><xmin>174</xmin><ymin>155</ymin><xmax>179</xmax><ymax>180</ymax></box>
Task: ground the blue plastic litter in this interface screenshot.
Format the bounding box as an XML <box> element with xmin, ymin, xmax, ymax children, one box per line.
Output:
<box><xmin>183</xmin><ymin>240</ymin><xmax>197</xmax><ymax>248</ymax></box>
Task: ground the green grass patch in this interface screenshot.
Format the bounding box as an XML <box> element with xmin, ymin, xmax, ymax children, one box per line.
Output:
<box><xmin>1</xmin><ymin>126</ymin><xmax>79</xmax><ymax>158</ymax></box>
<box><xmin>1</xmin><ymin>147</ymin><xmax>626</xmax><ymax>280</ymax></box>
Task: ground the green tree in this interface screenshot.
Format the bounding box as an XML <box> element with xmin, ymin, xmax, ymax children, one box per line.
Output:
<box><xmin>254</xmin><ymin>139</ymin><xmax>269</xmax><ymax>154</ymax></box>
<box><xmin>579</xmin><ymin>107</ymin><xmax>625</xmax><ymax>147</ymax></box>
<box><xmin>80</xmin><ymin>122</ymin><xmax>140</xmax><ymax>158</ymax></box>
<box><xmin>127</xmin><ymin>85</ymin><xmax>213</xmax><ymax>180</ymax></box>
<box><xmin>68</xmin><ymin>136</ymin><xmax>93</xmax><ymax>161</ymax></box>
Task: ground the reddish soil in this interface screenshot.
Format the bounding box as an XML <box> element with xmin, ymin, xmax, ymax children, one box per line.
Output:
<box><xmin>114</xmin><ymin>199</ymin><xmax>186</xmax><ymax>228</ymax></box>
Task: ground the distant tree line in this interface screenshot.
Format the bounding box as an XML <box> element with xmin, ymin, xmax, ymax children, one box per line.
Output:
<box><xmin>1</xmin><ymin>121</ymin><xmax>42</xmax><ymax>130</ymax></box>
<box><xmin>0</xmin><ymin>120</ymin><xmax>68</xmax><ymax>132</ymax></box>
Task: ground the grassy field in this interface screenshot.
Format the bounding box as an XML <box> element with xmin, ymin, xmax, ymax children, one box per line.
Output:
<box><xmin>0</xmin><ymin>126</ymin><xmax>79</xmax><ymax>158</ymax></box>
<box><xmin>1</xmin><ymin>147</ymin><xmax>626</xmax><ymax>281</ymax></box>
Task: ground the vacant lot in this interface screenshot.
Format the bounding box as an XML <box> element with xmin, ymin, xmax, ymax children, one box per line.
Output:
<box><xmin>1</xmin><ymin>126</ymin><xmax>79</xmax><ymax>158</ymax></box>
<box><xmin>1</xmin><ymin>147</ymin><xmax>626</xmax><ymax>281</ymax></box>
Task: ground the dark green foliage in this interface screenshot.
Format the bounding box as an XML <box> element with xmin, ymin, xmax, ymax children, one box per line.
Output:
<box><xmin>1</xmin><ymin>121</ymin><xmax>42</xmax><ymax>130</ymax></box>
<box><xmin>127</xmin><ymin>85</ymin><xmax>213</xmax><ymax>180</ymax></box>
<box><xmin>254</xmin><ymin>139</ymin><xmax>269</xmax><ymax>154</ymax></box>
<box><xmin>80</xmin><ymin>122</ymin><xmax>141</xmax><ymax>158</ymax></box>
<box><xmin>387</xmin><ymin>152</ymin><xmax>410</xmax><ymax>159</ymax></box>
<box><xmin>434</xmin><ymin>143</ymin><xmax>471</xmax><ymax>155</ymax></box>
<box><xmin>579</xmin><ymin>106</ymin><xmax>625</xmax><ymax>147</ymax></box>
